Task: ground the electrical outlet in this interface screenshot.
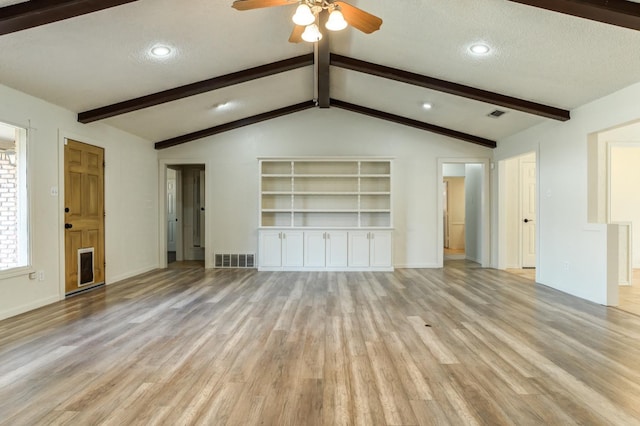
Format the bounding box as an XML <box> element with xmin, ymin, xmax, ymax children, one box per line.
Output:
<box><xmin>562</xmin><ymin>261</ymin><xmax>569</xmax><ymax>271</ymax></box>
<box><xmin>37</xmin><ymin>271</ymin><xmax>44</xmax><ymax>281</ymax></box>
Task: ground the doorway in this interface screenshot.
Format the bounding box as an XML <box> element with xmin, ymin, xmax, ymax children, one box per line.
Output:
<box><xmin>64</xmin><ymin>139</ymin><xmax>105</xmax><ymax>295</ymax></box>
<box><xmin>499</xmin><ymin>152</ymin><xmax>537</xmax><ymax>271</ymax></box>
<box><xmin>443</xmin><ymin>165</ymin><xmax>466</xmax><ymax>260</ymax></box>
<box><xmin>437</xmin><ymin>159</ymin><xmax>490</xmax><ymax>267</ymax></box>
<box><xmin>161</xmin><ymin>163</ymin><xmax>206</xmax><ymax>268</ymax></box>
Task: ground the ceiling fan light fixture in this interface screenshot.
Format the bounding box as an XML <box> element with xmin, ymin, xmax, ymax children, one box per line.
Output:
<box><xmin>292</xmin><ymin>4</ymin><xmax>315</xmax><ymax>26</ymax></box>
<box><xmin>326</xmin><ymin>9</ymin><xmax>347</xmax><ymax>31</ymax></box>
<box><xmin>301</xmin><ymin>23</ymin><xmax>323</xmax><ymax>42</ymax></box>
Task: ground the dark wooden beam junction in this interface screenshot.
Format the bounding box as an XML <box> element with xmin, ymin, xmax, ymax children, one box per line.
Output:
<box><xmin>0</xmin><ymin>0</ymin><xmax>141</xmax><ymax>36</ymax></box>
<box><xmin>330</xmin><ymin>54</ymin><xmax>570</xmax><ymax>122</ymax></box>
<box><xmin>507</xmin><ymin>0</ymin><xmax>640</xmax><ymax>32</ymax></box>
<box><xmin>331</xmin><ymin>99</ymin><xmax>497</xmax><ymax>148</ymax></box>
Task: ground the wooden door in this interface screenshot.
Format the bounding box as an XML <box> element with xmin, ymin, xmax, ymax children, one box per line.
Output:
<box><xmin>521</xmin><ymin>159</ymin><xmax>536</xmax><ymax>268</ymax></box>
<box><xmin>64</xmin><ymin>139</ymin><xmax>105</xmax><ymax>294</ymax></box>
<box><xmin>444</xmin><ymin>177</ymin><xmax>465</xmax><ymax>250</ymax></box>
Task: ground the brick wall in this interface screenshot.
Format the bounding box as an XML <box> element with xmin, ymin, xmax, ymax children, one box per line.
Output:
<box><xmin>0</xmin><ymin>153</ymin><xmax>17</xmax><ymax>270</ymax></box>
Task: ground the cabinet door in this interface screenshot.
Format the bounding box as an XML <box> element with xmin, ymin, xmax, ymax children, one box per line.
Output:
<box><xmin>370</xmin><ymin>231</ymin><xmax>393</xmax><ymax>268</ymax></box>
<box><xmin>282</xmin><ymin>231</ymin><xmax>304</xmax><ymax>267</ymax></box>
<box><xmin>304</xmin><ymin>231</ymin><xmax>326</xmax><ymax>267</ymax></box>
<box><xmin>348</xmin><ymin>231</ymin><xmax>370</xmax><ymax>267</ymax></box>
<box><xmin>326</xmin><ymin>231</ymin><xmax>348</xmax><ymax>267</ymax></box>
<box><xmin>259</xmin><ymin>231</ymin><xmax>282</xmax><ymax>267</ymax></box>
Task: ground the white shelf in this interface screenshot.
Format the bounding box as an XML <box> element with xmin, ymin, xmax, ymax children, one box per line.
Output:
<box><xmin>259</xmin><ymin>158</ymin><xmax>392</xmax><ymax>229</ymax></box>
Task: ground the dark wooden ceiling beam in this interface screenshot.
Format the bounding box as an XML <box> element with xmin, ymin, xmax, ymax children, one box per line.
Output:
<box><xmin>331</xmin><ymin>99</ymin><xmax>497</xmax><ymax>148</ymax></box>
<box><xmin>507</xmin><ymin>0</ymin><xmax>640</xmax><ymax>31</ymax></box>
<box><xmin>0</xmin><ymin>0</ymin><xmax>140</xmax><ymax>36</ymax></box>
<box><xmin>331</xmin><ymin>54</ymin><xmax>570</xmax><ymax>122</ymax></box>
<box><xmin>317</xmin><ymin>10</ymin><xmax>330</xmax><ymax>108</ymax></box>
<box><xmin>79</xmin><ymin>54</ymin><xmax>314</xmax><ymax>123</ymax></box>
<box><xmin>154</xmin><ymin>100</ymin><xmax>316</xmax><ymax>149</ymax></box>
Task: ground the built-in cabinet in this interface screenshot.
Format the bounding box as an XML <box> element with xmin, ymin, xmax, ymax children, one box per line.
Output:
<box><xmin>258</xmin><ymin>158</ymin><xmax>393</xmax><ymax>271</ymax></box>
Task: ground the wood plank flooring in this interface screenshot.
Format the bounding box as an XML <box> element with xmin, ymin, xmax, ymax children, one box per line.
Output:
<box><xmin>2</xmin><ymin>261</ymin><xmax>640</xmax><ymax>425</ymax></box>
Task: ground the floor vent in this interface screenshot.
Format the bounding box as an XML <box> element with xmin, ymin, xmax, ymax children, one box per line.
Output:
<box><xmin>214</xmin><ymin>253</ymin><xmax>255</xmax><ymax>268</ymax></box>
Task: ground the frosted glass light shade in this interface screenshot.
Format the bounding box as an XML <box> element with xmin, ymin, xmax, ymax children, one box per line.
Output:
<box><xmin>301</xmin><ymin>24</ymin><xmax>323</xmax><ymax>42</ymax></box>
<box><xmin>292</xmin><ymin>4</ymin><xmax>315</xmax><ymax>26</ymax></box>
<box><xmin>325</xmin><ymin>10</ymin><xmax>347</xmax><ymax>31</ymax></box>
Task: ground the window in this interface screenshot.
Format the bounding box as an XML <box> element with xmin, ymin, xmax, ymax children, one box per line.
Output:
<box><xmin>0</xmin><ymin>121</ymin><xmax>29</xmax><ymax>272</ymax></box>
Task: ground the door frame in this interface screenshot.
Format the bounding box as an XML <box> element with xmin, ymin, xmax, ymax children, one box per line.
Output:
<box><xmin>57</xmin><ymin>130</ymin><xmax>107</xmax><ymax>299</ymax></box>
<box><xmin>436</xmin><ymin>158</ymin><xmax>491</xmax><ymax>268</ymax></box>
<box><xmin>158</xmin><ymin>159</ymin><xmax>210</xmax><ymax>268</ymax></box>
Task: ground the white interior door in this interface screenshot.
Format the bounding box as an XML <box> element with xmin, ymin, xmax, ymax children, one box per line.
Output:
<box><xmin>167</xmin><ymin>168</ymin><xmax>177</xmax><ymax>252</ymax></box>
<box><xmin>521</xmin><ymin>159</ymin><xmax>536</xmax><ymax>267</ymax></box>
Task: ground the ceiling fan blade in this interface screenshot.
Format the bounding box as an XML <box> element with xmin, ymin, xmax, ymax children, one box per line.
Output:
<box><xmin>288</xmin><ymin>25</ymin><xmax>305</xmax><ymax>43</ymax></box>
<box><xmin>232</xmin><ymin>0</ymin><xmax>295</xmax><ymax>11</ymax></box>
<box><xmin>335</xmin><ymin>1</ymin><xmax>382</xmax><ymax>34</ymax></box>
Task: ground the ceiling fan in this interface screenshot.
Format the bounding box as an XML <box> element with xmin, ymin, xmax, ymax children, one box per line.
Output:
<box><xmin>232</xmin><ymin>0</ymin><xmax>383</xmax><ymax>43</ymax></box>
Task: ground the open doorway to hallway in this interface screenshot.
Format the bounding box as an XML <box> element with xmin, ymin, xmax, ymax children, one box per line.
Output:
<box><xmin>165</xmin><ymin>164</ymin><xmax>206</xmax><ymax>268</ymax></box>
<box><xmin>439</xmin><ymin>161</ymin><xmax>489</xmax><ymax>266</ymax></box>
<box><xmin>443</xmin><ymin>164</ymin><xmax>466</xmax><ymax>261</ymax></box>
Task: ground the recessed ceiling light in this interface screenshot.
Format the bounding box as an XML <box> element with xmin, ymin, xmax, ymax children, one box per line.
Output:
<box><xmin>212</xmin><ymin>102</ymin><xmax>230</xmax><ymax>110</ymax></box>
<box><xmin>469</xmin><ymin>43</ymin><xmax>491</xmax><ymax>55</ymax></box>
<box><xmin>150</xmin><ymin>45</ymin><xmax>172</xmax><ymax>57</ymax></box>
<box><xmin>422</xmin><ymin>102</ymin><xmax>433</xmax><ymax>110</ymax></box>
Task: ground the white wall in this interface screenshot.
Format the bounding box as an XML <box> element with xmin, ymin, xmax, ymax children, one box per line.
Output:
<box><xmin>493</xmin><ymin>81</ymin><xmax>640</xmax><ymax>305</ymax></box>
<box><xmin>0</xmin><ymin>84</ymin><xmax>159</xmax><ymax>320</ymax></box>
<box><xmin>465</xmin><ymin>164</ymin><xmax>483</xmax><ymax>263</ymax></box>
<box><xmin>443</xmin><ymin>163</ymin><xmax>466</xmax><ymax>177</ymax></box>
<box><xmin>610</xmin><ymin>145</ymin><xmax>640</xmax><ymax>267</ymax></box>
<box><xmin>158</xmin><ymin>108</ymin><xmax>492</xmax><ymax>268</ymax></box>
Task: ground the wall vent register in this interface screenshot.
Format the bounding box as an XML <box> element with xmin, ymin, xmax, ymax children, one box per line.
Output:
<box><xmin>215</xmin><ymin>253</ymin><xmax>255</xmax><ymax>268</ymax></box>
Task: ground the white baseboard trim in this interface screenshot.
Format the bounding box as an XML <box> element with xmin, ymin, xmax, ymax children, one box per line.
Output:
<box><xmin>0</xmin><ymin>295</ymin><xmax>60</xmax><ymax>321</ymax></box>
<box><xmin>394</xmin><ymin>263</ymin><xmax>441</xmax><ymax>269</ymax></box>
<box><xmin>107</xmin><ymin>264</ymin><xmax>159</xmax><ymax>285</ymax></box>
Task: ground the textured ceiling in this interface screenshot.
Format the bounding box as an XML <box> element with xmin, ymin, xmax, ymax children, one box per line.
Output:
<box><xmin>1</xmin><ymin>0</ymin><xmax>640</xmax><ymax>146</ymax></box>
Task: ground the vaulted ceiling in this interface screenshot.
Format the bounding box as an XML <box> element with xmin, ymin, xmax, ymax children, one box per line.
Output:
<box><xmin>2</xmin><ymin>0</ymin><xmax>640</xmax><ymax>150</ymax></box>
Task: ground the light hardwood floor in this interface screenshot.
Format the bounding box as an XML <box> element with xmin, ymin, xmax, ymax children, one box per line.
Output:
<box><xmin>2</xmin><ymin>261</ymin><xmax>640</xmax><ymax>425</ymax></box>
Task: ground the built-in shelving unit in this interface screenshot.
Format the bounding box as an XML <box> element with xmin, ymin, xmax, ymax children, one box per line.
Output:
<box><xmin>258</xmin><ymin>158</ymin><xmax>393</xmax><ymax>271</ymax></box>
<box><xmin>259</xmin><ymin>159</ymin><xmax>392</xmax><ymax>229</ymax></box>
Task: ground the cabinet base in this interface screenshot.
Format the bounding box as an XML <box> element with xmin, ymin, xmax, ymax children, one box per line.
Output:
<box><xmin>258</xmin><ymin>267</ymin><xmax>394</xmax><ymax>272</ymax></box>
